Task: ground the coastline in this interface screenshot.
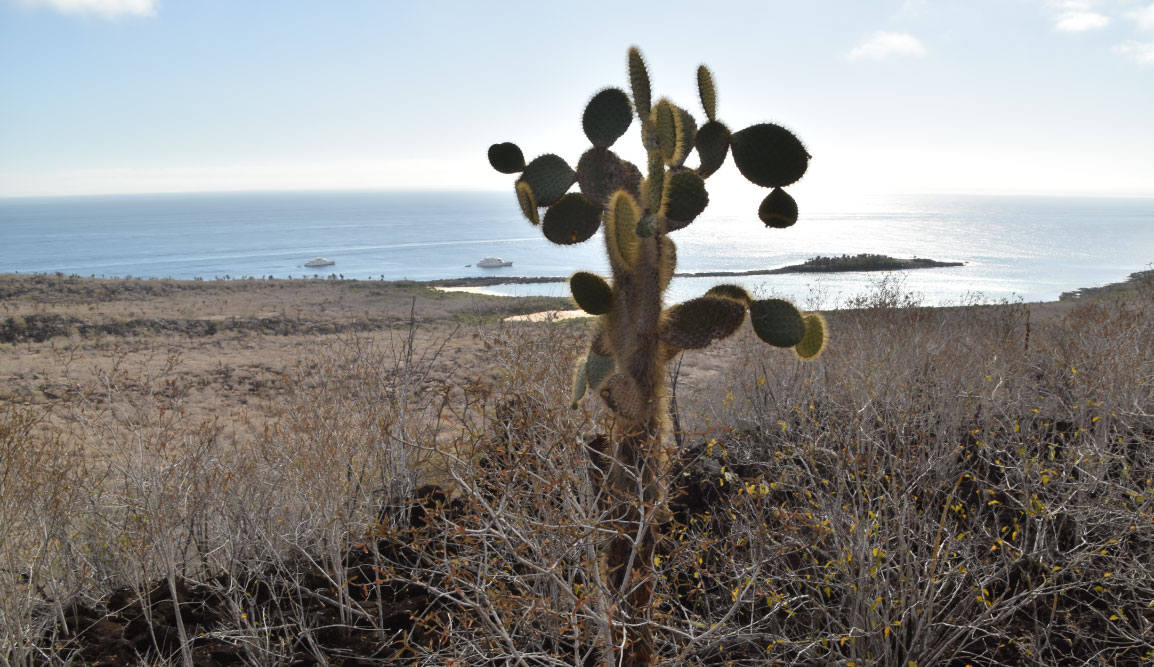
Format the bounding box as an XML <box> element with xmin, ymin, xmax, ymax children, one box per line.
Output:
<box><xmin>1060</xmin><ymin>269</ymin><xmax>1153</xmax><ymax>301</ymax></box>
<box><xmin>425</xmin><ymin>254</ymin><xmax>965</xmax><ymax>288</ymax></box>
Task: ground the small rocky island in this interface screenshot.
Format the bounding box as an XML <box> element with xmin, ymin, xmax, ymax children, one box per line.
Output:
<box><xmin>768</xmin><ymin>253</ymin><xmax>964</xmax><ymax>274</ymax></box>
<box><xmin>429</xmin><ymin>253</ymin><xmax>964</xmax><ymax>288</ymax></box>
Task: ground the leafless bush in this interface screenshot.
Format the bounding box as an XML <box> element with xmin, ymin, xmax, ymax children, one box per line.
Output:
<box><xmin>694</xmin><ymin>281</ymin><xmax>1154</xmax><ymax>664</ymax></box>
<box><xmin>5</xmin><ymin>282</ymin><xmax>1152</xmax><ymax>665</ymax></box>
<box><xmin>0</xmin><ymin>402</ymin><xmax>93</xmax><ymax>665</ymax></box>
<box><xmin>2</xmin><ymin>320</ymin><xmax>456</xmax><ymax>664</ymax></box>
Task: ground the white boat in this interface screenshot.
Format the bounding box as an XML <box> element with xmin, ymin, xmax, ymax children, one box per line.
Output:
<box><xmin>304</xmin><ymin>257</ymin><xmax>335</xmax><ymax>268</ymax></box>
<box><xmin>477</xmin><ymin>256</ymin><xmax>513</xmax><ymax>268</ymax></box>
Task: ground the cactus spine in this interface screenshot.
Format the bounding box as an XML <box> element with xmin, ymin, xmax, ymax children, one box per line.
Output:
<box><xmin>488</xmin><ymin>47</ymin><xmax>827</xmax><ymax>666</ymax></box>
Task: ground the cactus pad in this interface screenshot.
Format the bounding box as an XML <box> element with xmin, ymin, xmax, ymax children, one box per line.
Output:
<box><xmin>694</xmin><ymin>120</ymin><xmax>730</xmax><ymax>179</ymax></box>
<box><xmin>652</xmin><ymin>99</ymin><xmax>676</xmax><ymax>158</ymax></box>
<box><xmin>794</xmin><ymin>312</ymin><xmax>828</xmax><ymax>360</ymax></box>
<box><xmin>643</xmin><ymin>152</ymin><xmax>665</xmax><ymax>212</ymax></box>
<box><xmin>605</xmin><ymin>190</ymin><xmax>640</xmax><ymax>270</ymax></box>
<box><xmin>675</xmin><ymin>108</ymin><xmax>698</xmax><ymax>166</ymax></box>
<box><xmin>601</xmin><ymin>373</ymin><xmax>646</xmax><ymax>421</ymax></box>
<box><xmin>570</xmin><ymin>362</ymin><xmax>588</xmax><ymax>409</ymax></box>
<box><xmin>663</xmin><ymin>171</ymin><xmax>709</xmax><ymax>231</ymax></box>
<box><xmin>628</xmin><ymin>46</ymin><xmax>651</xmax><ymax>117</ymax></box>
<box><xmin>659</xmin><ymin>296</ymin><xmax>746</xmax><ymax>349</ymax></box>
<box><xmin>730</xmin><ymin>123</ymin><xmax>810</xmax><ymax>188</ymax></box>
<box><xmin>651</xmin><ymin>99</ymin><xmax>683</xmax><ymax>164</ymax></box>
<box><xmin>750</xmin><ymin>298</ymin><xmax>805</xmax><ymax>348</ymax></box>
<box><xmin>697</xmin><ymin>65</ymin><xmax>717</xmax><ymax>121</ymax></box>
<box><xmin>583</xmin><ymin>88</ymin><xmax>633</xmax><ymax>149</ymax></box>
<box><xmin>521</xmin><ymin>154</ymin><xmax>576</xmax><ymax>207</ymax></box>
<box><xmin>576</xmin><ymin>148</ymin><xmax>642</xmax><ymax>207</ymax></box>
<box><xmin>636</xmin><ymin>213</ymin><xmax>659</xmax><ymax>238</ymax></box>
<box><xmin>515</xmin><ymin>180</ymin><xmax>539</xmax><ymax>225</ymax></box>
<box><xmin>543</xmin><ymin>192</ymin><xmax>602</xmax><ymax>245</ymax></box>
<box><xmin>586</xmin><ymin>352</ymin><xmax>615</xmax><ymax>391</ymax></box>
<box><xmin>758</xmin><ymin>188</ymin><xmax>799</xmax><ymax>228</ymax></box>
<box><xmin>570</xmin><ymin>271</ymin><xmax>613</xmax><ymax>315</ymax></box>
<box><xmin>705</xmin><ymin>283</ymin><xmax>752</xmax><ymax>306</ymax></box>
<box><xmin>488</xmin><ymin>142</ymin><xmax>526</xmax><ymax>174</ymax></box>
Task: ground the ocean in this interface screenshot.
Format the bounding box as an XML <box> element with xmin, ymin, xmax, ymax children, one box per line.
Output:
<box><xmin>1</xmin><ymin>190</ymin><xmax>1152</xmax><ymax>307</ymax></box>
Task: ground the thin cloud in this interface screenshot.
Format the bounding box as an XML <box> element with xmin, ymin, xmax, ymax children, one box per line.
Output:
<box><xmin>1114</xmin><ymin>40</ymin><xmax>1154</xmax><ymax>65</ymax></box>
<box><xmin>847</xmin><ymin>31</ymin><xmax>926</xmax><ymax>61</ymax></box>
<box><xmin>1054</xmin><ymin>10</ymin><xmax>1111</xmax><ymax>31</ymax></box>
<box><xmin>1130</xmin><ymin>2</ymin><xmax>1154</xmax><ymax>31</ymax></box>
<box><xmin>1112</xmin><ymin>3</ymin><xmax>1154</xmax><ymax>66</ymax></box>
<box><xmin>14</xmin><ymin>0</ymin><xmax>156</xmax><ymax>17</ymax></box>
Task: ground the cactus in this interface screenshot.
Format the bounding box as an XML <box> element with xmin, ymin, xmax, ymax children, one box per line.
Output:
<box><xmin>759</xmin><ymin>187</ymin><xmax>799</xmax><ymax>228</ymax></box>
<box><xmin>488</xmin><ymin>47</ymin><xmax>827</xmax><ymax>666</ymax></box>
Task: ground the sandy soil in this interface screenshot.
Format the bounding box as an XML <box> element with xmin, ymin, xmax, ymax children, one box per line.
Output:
<box><xmin>0</xmin><ymin>274</ymin><xmax>576</xmax><ymax>424</ymax></box>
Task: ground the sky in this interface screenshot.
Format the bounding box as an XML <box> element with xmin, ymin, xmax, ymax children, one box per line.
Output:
<box><xmin>1</xmin><ymin>0</ymin><xmax>1152</xmax><ymax>200</ymax></box>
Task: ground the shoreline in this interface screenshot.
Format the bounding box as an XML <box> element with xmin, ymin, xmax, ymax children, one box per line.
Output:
<box><xmin>424</xmin><ymin>254</ymin><xmax>966</xmax><ymax>288</ymax></box>
<box><xmin>1060</xmin><ymin>268</ymin><xmax>1153</xmax><ymax>301</ymax></box>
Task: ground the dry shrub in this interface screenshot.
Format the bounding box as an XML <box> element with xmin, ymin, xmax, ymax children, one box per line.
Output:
<box><xmin>5</xmin><ymin>281</ymin><xmax>1152</xmax><ymax>665</ymax></box>
<box><xmin>688</xmin><ymin>279</ymin><xmax>1154</xmax><ymax>665</ymax></box>
<box><xmin>0</xmin><ymin>402</ymin><xmax>91</xmax><ymax>665</ymax></box>
<box><xmin>1</xmin><ymin>323</ymin><xmax>449</xmax><ymax>664</ymax></box>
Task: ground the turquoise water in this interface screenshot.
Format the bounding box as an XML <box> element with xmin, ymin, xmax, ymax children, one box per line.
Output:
<box><xmin>1</xmin><ymin>190</ymin><xmax>1151</xmax><ymax>306</ymax></box>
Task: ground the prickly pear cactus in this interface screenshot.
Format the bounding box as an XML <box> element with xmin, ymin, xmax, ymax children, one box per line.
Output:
<box><xmin>487</xmin><ymin>46</ymin><xmax>828</xmax><ymax>666</ymax></box>
<box><xmin>489</xmin><ymin>47</ymin><xmax>827</xmax><ymax>429</ymax></box>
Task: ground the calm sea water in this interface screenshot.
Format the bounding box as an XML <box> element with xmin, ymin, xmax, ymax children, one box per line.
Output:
<box><xmin>1</xmin><ymin>190</ymin><xmax>1152</xmax><ymax>307</ymax></box>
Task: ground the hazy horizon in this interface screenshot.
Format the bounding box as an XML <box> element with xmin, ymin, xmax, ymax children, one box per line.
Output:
<box><xmin>2</xmin><ymin>0</ymin><xmax>1153</xmax><ymax>200</ymax></box>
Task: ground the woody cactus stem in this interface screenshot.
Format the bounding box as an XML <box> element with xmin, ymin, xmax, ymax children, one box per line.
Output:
<box><xmin>488</xmin><ymin>46</ymin><xmax>827</xmax><ymax>667</ymax></box>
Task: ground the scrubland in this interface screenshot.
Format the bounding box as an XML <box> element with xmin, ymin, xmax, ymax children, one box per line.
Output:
<box><xmin>1</xmin><ymin>273</ymin><xmax>1152</xmax><ymax>665</ymax></box>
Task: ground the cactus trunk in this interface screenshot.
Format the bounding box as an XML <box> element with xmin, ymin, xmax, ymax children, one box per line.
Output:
<box><xmin>599</xmin><ymin>156</ymin><xmax>669</xmax><ymax>664</ymax></box>
<box><xmin>603</xmin><ymin>425</ymin><xmax>661</xmax><ymax>666</ymax></box>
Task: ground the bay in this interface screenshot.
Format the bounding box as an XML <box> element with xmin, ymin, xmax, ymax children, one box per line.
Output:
<box><xmin>1</xmin><ymin>190</ymin><xmax>1151</xmax><ymax>307</ymax></box>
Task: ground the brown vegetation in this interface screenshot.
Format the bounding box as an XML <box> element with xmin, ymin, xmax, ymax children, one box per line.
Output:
<box><xmin>1</xmin><ymin>274</ymin><xmax>1152</xmax><ymax>665</ymax></box>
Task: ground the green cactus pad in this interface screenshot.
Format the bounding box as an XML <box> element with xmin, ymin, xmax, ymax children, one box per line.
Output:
<box><xmin>663</xmin><ymin>171</ymin><xmax>709</xmax><ymax>231</ymax></box>
<box><xmin>697</xmin><ymin>65</ymin><xmax>717</xmax><ymax>121</ymax></box>
<box><xmin>521</xmin><ymin>154</ymin><xmax>576</xmax><ymax>207</ymax></box>
<box><xmin>601</xmin><ymin>373</ymin><xmax>645</xmax><ymax>421</ymax></box>
<box><xmin>628</xmin><ymin>47</ymin><xmax>651</xmax><ymax>118</ymax></box>
<box><xmin>570</xmin><ymin>271</ymin><xmax>612</xmax><ymax>315</ymax></box>
<box><xmin>576</xmin><ymin>147</ymin><xmax>642</xmax><ymax>207</ymax></box>
<box><xmin>644</xmin><ymin>152</ymin><xmax>665</xmax><ymax>212</ymax></box>
<box><xmin>675</xmin><ymin>108</ymin><xmax>698</xmax><ymax>166</ymax></box>
<box><xmin>750</xmin><ymin>298</ymin><xmax>805</xmax><ymax>348</ymax></box>
<box><xmin>694</xmin><ymin>120</ymin><xmax>730</xmax><ymax>179</ymax></box>
<box><xmin>705</xmin><ymin>283</ymin><xmax>752</xmax><ymax>306</ymax></box>
<box><xmin>586</xmin><ymin>352</ymin><xmax>615</xmax><ymax>391</ymax></box>
<box><xmin>515</xmin><ymin>180</ymin><xmax>539</xmax><ymax>225</ymax></box>
<box><xmin>543</xmin><ymin>192</ymin><xmax>602</xmax><ymax>245</ymax></box>
<box><xmin>759</xmin><ymin>188</ymin><xmax>799</xmax><ymax>228</ymax></box>
<box><xmin>730</xmin><ymin>123</ymin><xmax>810</xmax><ymax>188</ymax></box>
<box><xmin>605</xmin><ymin>190</ymin><xmax>640</xmax><ymax>270</ymax></box>
<box><xmin>794</xmin><ymin>312</ymin><xmax>828</xmax><ymax>361</ymax></box>
<box><xmin>659</xmin><ymin>296</ymin><xmax>746</xmax><ymax>349</ymax></box>
<box><xmin>583</xmin><ymin>88</ymin><xmax>633</xmax><ymax>149</ymax></box>
<box><xmin>636</xmin><ymin>213</ymin><xmax>659</xmax><ymax>238</ymax></box>
<box><xmin>570</xmin><ymin>361</ymin><xmax>587</xmax><ymax>409</ymax></box>
<box><xmin>488</xmin><ymin>142</ymin><xmax>526</xmax><ymax>174</ymax></box>
<box><xmin>652</xmin><ymin>98</ymin><xmax>682</xmax><ymax>164</ymax></box>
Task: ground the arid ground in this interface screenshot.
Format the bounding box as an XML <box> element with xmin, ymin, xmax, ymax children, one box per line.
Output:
<box><xmin>0</xmin><ymin>273</ymin><xmax>796</xmax><ymax>432</ymax></box>
<box><xmin>3</xmin><ymin>272</ymin><xmax>1151</xmax><ymax>666</ymax></box>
